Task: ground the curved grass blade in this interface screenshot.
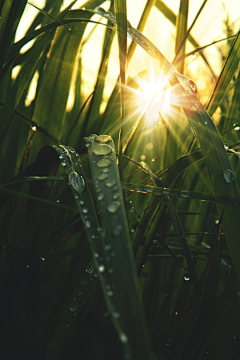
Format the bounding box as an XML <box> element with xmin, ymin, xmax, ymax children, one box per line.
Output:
<box><xmin>0</xmin><ymin>0</ymin><xmax>27</xmax><ymax>70</ymax></box>
<box><xmin>174</xmin><ymin>33</ymin><xmax>237</xmax><ymax>67</ymax></box>
<box><xmin>207</xmin><ymin>30</ymin><xmax>240</xmax><ymax>116</ymax></box>
<box><xmin>27</xmin><ymin>2</ymin><xmax>71</xmax><ymax>31</ymax></box>
<box><xmin>52</xmin><ymin>142</ymin><xmax>154</xmax><ymax>360</ymax></box>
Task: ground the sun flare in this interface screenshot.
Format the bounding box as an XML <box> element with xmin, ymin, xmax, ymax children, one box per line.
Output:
<box><xmin>134</xmin><ymin>69</ymin><xmax>174</xmax><ymax>126</ymax></box>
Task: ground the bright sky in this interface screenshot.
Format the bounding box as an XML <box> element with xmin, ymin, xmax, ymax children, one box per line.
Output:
<box><xmin>17</xmin><ymin>0</ymin><xmax>240</xmax><ymax>106</ymax></box>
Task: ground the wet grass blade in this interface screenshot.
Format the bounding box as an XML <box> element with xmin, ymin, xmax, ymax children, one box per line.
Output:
<box><xmin>53</xmin><ymin>140</ymin><xmax>153</xmax><ymax>360</ymax></box>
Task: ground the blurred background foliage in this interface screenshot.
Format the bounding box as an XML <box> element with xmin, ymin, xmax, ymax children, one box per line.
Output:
<box><xmin>0</xmin><ymin>0</ymin><xmax>240</xmax><ymax>359</ymax></box>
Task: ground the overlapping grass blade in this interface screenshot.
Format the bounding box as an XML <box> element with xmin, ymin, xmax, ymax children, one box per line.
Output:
<box><xmin>180</xmin><ymin>215</ymin><xmax>223</xmax><ymax>359</ymax></box>
<box><xmin>0</xmin><ymin>0</ymin><xmax>27</xmax><ymax>70</ymax></box>
<box><xmin>207</xmin><ymin>30</ymin><xmax>240</xmax><ymax>116</ymax></box>
<box><xmin>94</xmin><ymin>7</ymin><xmax>240</xmax><ymax>283</ymax></box>
<box><xmin>174</xmin><ymin>0</ymin><xmax>208</xmax><ymax>65</ymax></box>
<box><xmin>83</xmin><ymin>1</ymin><xmax>115</xmax><ymax>137</ymax></box>
<box><xmin>85</xmin><ymin>134</ymin><xmax>153</xmax><ymax>360</ymax></box>
<box><xmin>114</xmin><ymin>0</ymin><xmax>127</xmax><ymax>180</ymax></box>
<box><xmin>175</xmin><ymin>0</ymin><xmax>189</xmax><ymax>74</ymax></box>
<box><xmin>154</xmin><ymin>0</ymin><xmax>215</xmax><ymax>76</ymax></box>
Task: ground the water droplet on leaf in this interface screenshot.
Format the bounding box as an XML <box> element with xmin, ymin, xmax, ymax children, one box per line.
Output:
<box><xmin>107</xmin><ymin>201</ymin><xmax>120</xmax><ymax>213</ymax></box>
<box><xmin>97</xmin><ymin>193</ymin><xmax>104</xmax><ymax>201</ymax></box>
<box><xmin>223</xmin><ymin>169</ymin><xmax>234</xmax><ymax>183</ymax></box>
<box><xmin>180</xmin><ymin>190</ymin><xmax>190</xmax><ymax>198</ymax></box>
<box><xmin>105</xmin><ymin>180</ymin><xmax>116</xmax><ymax>187</ymax></box>
<box><xmin>93</xmin><ymin>144</ymin><xmax>112</xmax><ymax>155</ymax></box>
<box><xmin>95</xmin><ymin>135</ymin><xmax>112</xmax><ymax>143</ymax></box>
<box><xmin>183</xmin><ymin>272</ymin><xmax>191</xmax><ymax>281</ymax></box>
<box><xmin>98</xmin><ymin>173</ymin><xmax>108</xmax><ymax>181</ymax></box>
<box><xmin>162</xmin><ymin>188</ymin><xmax>170</xmax><ymax>195</ymax></box>
<box><xmin>98</xmin><ymin>265</ymin><xmax>105</xmax><ymax>273</ymax></box>
<box><xmin>119</xmin><ymin>332</ymin><xmax>128</xmax><ymax>344</ymax></box>
<box><xmin>96</xmin><ymin>159</ymin><xmax>111</xmax><ymax>167</ymax></box>
<box><xmin>85</xmin><ymin>220</ymin><xmax>91</xmax><ymax>228</ymax></box>
<box><xmin>69</xmin><ymin>305</ymin><xmax>78</xmax><ymax>312</ymax></box>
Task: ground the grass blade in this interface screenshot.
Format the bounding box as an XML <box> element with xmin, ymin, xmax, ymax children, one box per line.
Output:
<box><xmin>114</xmin><ymin>0</ymin><xmax>127</xmax><ymax>181</ymax></box>
<box><xmin>175</xmin><ymin>0</ymin><xmax>189</xmax><ymax>74</ymax></box>
<box><xmin>85</xmin><ymin>134</ymin><xmax>154</xmax><ymax>360</ymax></box>
<box><xmin>207</xmin><ymin>30</ymin><xmax>240</xmax><ymax>116</ymax></box>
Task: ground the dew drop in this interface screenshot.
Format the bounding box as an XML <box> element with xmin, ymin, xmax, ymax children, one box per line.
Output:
<box><xmin>98</xmin><ymin>173</ymin><xmax>108</xmax><ymax>181</ymax></box>
<box><xmin>77</xmin><ymin>290</ymin><xmax>84</xmax><ymax>296</ymax></box>
<box><xmin>93</xmin><ymin>144</ymin><xmax>112</xmax><ymax>155</ymax></box>
<box><xmin>32</xmin><ymin>125</ymin><xmax>37</xmax><ymax>131</ymax></box>
<box><xmin>145</xmin><ymin>186</ymin><xmax>154</xmax><ymax>193</ymax></box>
<box><xmin>113</xmin><ymin>193</ymin><xmax>120</xmax><ymax>200</ymax></box>
<box><xmin>107</xmin><ymin>201</ymin><xmax>120</xmax><ymax>213</ymax></box>
<box><xmin>119</xmin><ymin>332</ymin><xmax>128</xmax><ymax>344</ymax></box>
<box><xmin>162</xmin><ymin>188</ymin><xmax>170</xmax><ymax>195</ymax></box>
<box><xmin>80</xmin><ymin>200</ymin><xmax>84</xmax><ymax>205</ymax></box>
<box><xmin>59</xmin><ymin>154</ymin><xmax>64</xmax><ymax>159</ymax></box>
<box><xmin>113</xmin><ymin>312</ymin><xmax>120</xmax><ymax>319</ymax></box>
<box><xmin>188</xmin><ymin>79</ymin><xmax>197</xmax><ymax>93</ymax></box>
<box><xmin>82</xmin><ymin>208</ymin><xmax>88</xmax><ymax>214</ymax></box>
<box><xmin>105</xmin><ymin>180</ymin><xmax>116</xmax><ymax>187</ymax></box>
<box><xmin>93</xmin><ymin>252</ymin><xmax>99</xmax><ymax>258</ymax></box>
<box><xmin>183</xmin><ymin>272</ymin><xmax>191</xmax><ymax>281</ymax></box>
<box><xmin>223</xmin><ymin>169</ymin><xmax>234</xmax><ymax>183</ymax></box>
<box><xmin>85</xmin><ymin>220</ymin><xmax>91</xmax><ymax>228</ymax></box>
<box><xmin>107</xmin><ymin>290</ymin><xmax>114</xmax><ymax>297</ymax></box>
<box><xmin>98</xmin><ymin>265</ymin><xmax>105</xmax><ymax>273</ymax></box>
<box><xmin>97</xmin><ymin>193</ymin><xmax>104</xmax><ymax>201</ymax></box>
<box><xmin>96</xmin><ymin>159</ymin><xmax>111</xmax><ymax>167</ymax></box>
<box><xmin>97</xmin><ymin>227</ymin><xmax>102</xmax><ymax>232</ymax></box>
<box><xmin>68</xmin><ymin>172</ymin><xmax>85</xmax><ymax>192</ymax></box>
<box><xmin>69</xmin><ymin>305</ymin><xmax>78</xmax><ymax>312</ymax></box>
<box><xmin>140</xmin><ymin>162</ymin><xmax>150</xmax><ymax>171</ymax></box>
<box><xmin>204</xmin><ymin>121</ymin><xmax>208</xmax><ymax>125</ymax></box>
<box><xmin>180</xmin><ymin>190</ymin><xmax>190</xmax><ymax>198</ymax></box>
<box><xmin>95</xmin><ymin>135</ymin><xmax>112</xmax><ymax>143</ymax></box>
<box><xmin>191</xmin><ymin>105</ymin><xmax>198</xmax><ymax>112</ymax></box>
<box><xmin>61</xmin><ymin>160</ymin><xmax>67</xmax><ymax>167</ymax></box>
<box><xmin>40</xmin><ymin>257</ymin><xmax>46</xmax><ymax>261</ymax></box>
<box><xmin>103</xmin><ymin>168</ymin><xmax>109</xmax><ymax>173</ymax></box>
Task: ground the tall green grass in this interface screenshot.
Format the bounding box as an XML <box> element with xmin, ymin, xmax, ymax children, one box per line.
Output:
<box><xmin>0</xmin><ymin>1</ymin><xmax>240</xmax><ymax>359</ymax></box>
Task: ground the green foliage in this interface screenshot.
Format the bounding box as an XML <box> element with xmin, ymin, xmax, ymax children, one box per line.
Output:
<box><xmin>0</xmin><ymin>1</ymin><xmax>240</xmax><ymax>360</ymax></box>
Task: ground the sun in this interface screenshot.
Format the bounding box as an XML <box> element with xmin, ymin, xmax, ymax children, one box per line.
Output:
<box><xmin>134</xmin><ymin>69</ymin><xmax>174</xmax><ymax>126</ymax></box>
